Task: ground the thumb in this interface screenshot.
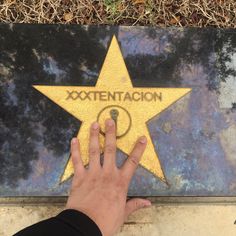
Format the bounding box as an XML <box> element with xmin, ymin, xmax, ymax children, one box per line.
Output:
<box><xmin>125</xmin><ymin>198</ymin><xmax>151</xmax><ymax>219</ymax></box>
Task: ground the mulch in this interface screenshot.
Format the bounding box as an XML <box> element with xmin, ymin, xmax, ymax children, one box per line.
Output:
<box><xmin>0</xmin><ymin>0</ymin><xmax>235</xmax><ymax>27</ymax></box>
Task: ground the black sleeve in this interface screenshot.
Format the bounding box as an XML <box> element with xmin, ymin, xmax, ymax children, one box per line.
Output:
<box><xmin>14</xmin><ymin>209</ymin><xmax>102</xmax><ymax>236</ymax></box>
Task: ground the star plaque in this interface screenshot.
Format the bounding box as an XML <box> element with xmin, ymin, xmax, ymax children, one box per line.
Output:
<box><xmin>33</xmin><ymin>36</ymin><xmax>191</xmax><ymax>184</ymax></box>
<box><xmin>1</xmin><ymin>24</ymin><xmax>236</xmax><ymax>197</ymax></box>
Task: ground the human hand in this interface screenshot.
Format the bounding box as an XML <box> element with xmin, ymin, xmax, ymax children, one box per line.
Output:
<box><xmin>66</xmin><ymin>119</ymin><xmax>151</xmax><ymax>236</ymax></box>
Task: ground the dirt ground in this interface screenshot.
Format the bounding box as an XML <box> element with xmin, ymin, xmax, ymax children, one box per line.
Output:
<box><xmin>0</xmin><ymin>0</ymin><xmax>235</xmax><ymax>27</ymax></box>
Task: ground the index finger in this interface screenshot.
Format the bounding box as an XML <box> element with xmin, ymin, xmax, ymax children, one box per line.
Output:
<box><xmin>121</xmin><ymin>136</ymin><xmax>147</xmax><ymax>181</ymax></box>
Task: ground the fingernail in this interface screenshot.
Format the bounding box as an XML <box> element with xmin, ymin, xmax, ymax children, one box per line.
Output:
<box><xmin>71</xmin><ymin>138</ymin><xmax>77</xmax><ymax>144</ymax></box>
<box><xmin>144</xmin><ymin>202</ymin><xmax>152</xmax><ymax>208</ymax></box>
<box><xmin>92</xmin><ymin>122</ymin><xmax>99</xmax><ymax>130</ymax></box>
<box><xmin>139</xmin><ymin>136</ymin><xmax>147</xmax><ymax>144</ymax></box>
<box><xmin>144</xmin><ymin>201</ymin><xmax>152</xmax><ymax>207</ymax></box>
<box><xmin>106</xmin><ymin>119</ymin><xmax>114</xmax><ymax>127</ymax></box>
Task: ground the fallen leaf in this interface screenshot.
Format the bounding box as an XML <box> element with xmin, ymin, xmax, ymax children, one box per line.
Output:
<box><xmin>133</xmin><ymin>0</ymin><xmax>145</xmax><ymax>5</ymax></box>
<box><xmin>170</xmin><ymin>16</ymin><xmax>180</xmax><ymax>24</ymax></box>
<box><xmin>5</xmin><ymin>0</ymin><xmax>15</xmax><ymax>4</ymax></box>
<box><xmin>63</xmin><ymin>13</ymin><xmax>73</xmax><ymax>22</ymax></box>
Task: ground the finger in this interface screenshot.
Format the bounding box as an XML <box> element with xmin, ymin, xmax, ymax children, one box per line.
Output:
<box><xmin>89</xmin><ymin>122</ymin><xmax>101</xmax><ymax>169</ymax></box>
<box><xmin>121</xmin><ymin>136</ymin><xmax>147</xmax><ymax>181</ymax></box>
<box><xmin>71</xmin><ymin>137</ymin><xmax>84</xmax><ymax>179</ymax></box>
<box><xmin>103</xmin><ymin>119</ymin><xmax>116</xmax><ymax>168</ymax></box>
<box><xmin>125</xmin><ymin>198</ymin><xmax>151</xmax><ymax>219</ymax></box>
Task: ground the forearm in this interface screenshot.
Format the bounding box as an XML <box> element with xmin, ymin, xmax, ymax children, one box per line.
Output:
<box><xmin>14</xmin><ymin>209</ymin><xmax>102</xmax><ymax>236</ymax></box>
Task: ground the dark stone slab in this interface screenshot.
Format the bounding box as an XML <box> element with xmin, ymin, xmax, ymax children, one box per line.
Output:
<box><xmin>0</xmin><ymin>24</ymin><xmax>236</xmax><ymax>196</ymax></box>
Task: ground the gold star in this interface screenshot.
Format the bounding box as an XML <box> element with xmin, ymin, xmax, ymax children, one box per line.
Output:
<box><xmin>33</xmin><ymin>36</ymin><xmax>191</xmax><ymax>184</ymax></box>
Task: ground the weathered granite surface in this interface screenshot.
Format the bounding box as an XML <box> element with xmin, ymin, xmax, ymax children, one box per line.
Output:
<box><xmin>0</xmin><ymin>24</ymin><xmax>236</xmax><ymax>196</ymax></box>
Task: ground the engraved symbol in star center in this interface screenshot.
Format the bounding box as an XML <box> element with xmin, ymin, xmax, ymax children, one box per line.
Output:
<box><xmin>97</xmin><ymin>105</ymin><xmax>132</xmax><ymax>139</ymax></box>
<box><xmin>110</xmin><ymin>108</ymin><xmax>119</xmax><ymax>124</ymax></box>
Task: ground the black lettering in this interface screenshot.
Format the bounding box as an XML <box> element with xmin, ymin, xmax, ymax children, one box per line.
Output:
<box><xmin>99</xmin><ymin>91</ymin><xmax>107</xmax><ymax>101</ymax></box>
<box><xmin>144</xmin><ymin>92</ymin><xmax>153</xmax><ymax>101</ymax></box>
<box><xmin>132</xmin><ymin>92</ymin><xmax>140</xmax><ymax>101</ymax></box>
<box><xmin>66</xmin><ymin>90</ymin><xmax>80</xmax><ymax>100</ymax></box>
<box><xmin>108</xmin><ymin>91</ymin><xmax>116</xmax><ymax>101</ymax></box>
<box><xmin>123</xmin><ymin>92</ymin><xmax>132</xmax><ymax>101</ymax></box>
<box><xmin>153</xmin><ymin>92</ymin><xmax>162</xmax><ymax>101</ymax></box>
<box><xmin>116</xmin><ymin>92</ymin><xmax>123</xmax><ymax>101</ymax></box>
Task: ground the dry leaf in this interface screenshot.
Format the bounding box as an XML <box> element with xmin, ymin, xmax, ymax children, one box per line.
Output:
<box><xmin>133</xmin><ymin>0</ymin><xmax>145</xmax><ymax>5</ymax></box>
<box><xmin>170</xmin><ymin>16</ymin><xmax>180</xmax><ymax>24</ymax></box>
<box><xmin>63</xmin><ymin>13</ymin><xmax>73</xmax><ymax>22</ymax></box>
<box><xmin>118</xmin><ymin>2</ymin><xmax>125</xmax><ymax>11</ymax></box>
<box><xmin>4</xmin><ymin>0</ymin><xmax>15</xmax><ymax>4</ymax></box>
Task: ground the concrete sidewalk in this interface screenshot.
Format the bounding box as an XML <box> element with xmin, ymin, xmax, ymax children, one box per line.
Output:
<box><xmin>1</xmin><ymin>198</ymin><xmax>236</xmax><ymax>236</ymax></box>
